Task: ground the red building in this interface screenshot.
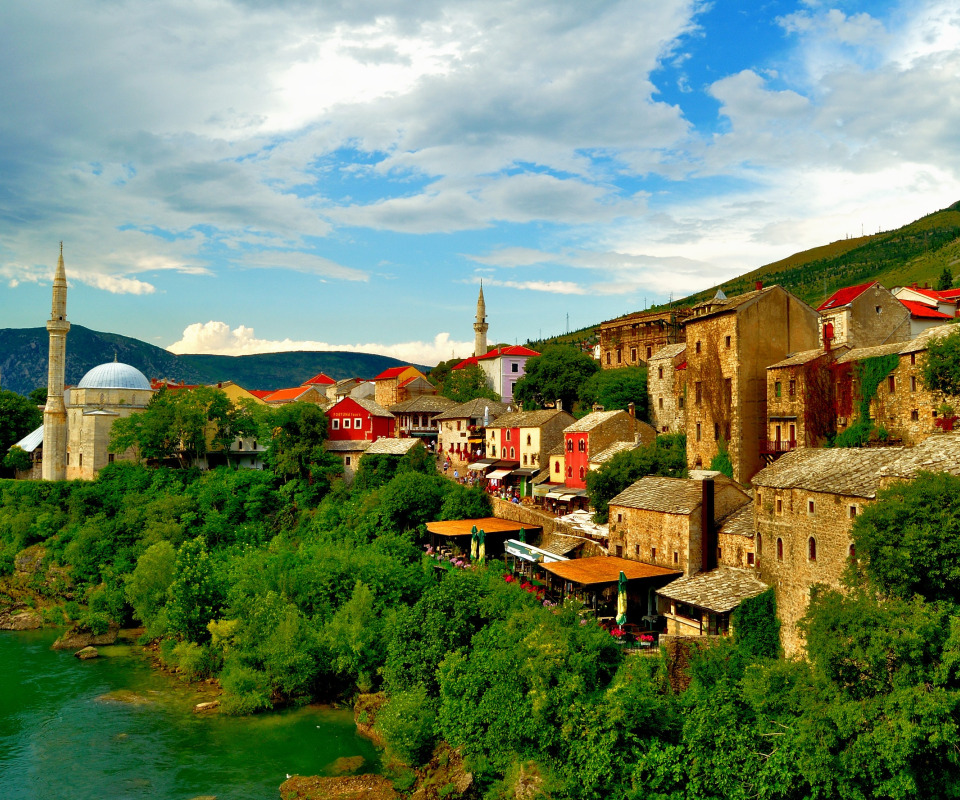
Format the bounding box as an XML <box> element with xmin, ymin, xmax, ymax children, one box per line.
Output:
<box><xmin>326</xmin><ymin>396</ymin><xmax>395</xmax><ymax>442</ymax></box>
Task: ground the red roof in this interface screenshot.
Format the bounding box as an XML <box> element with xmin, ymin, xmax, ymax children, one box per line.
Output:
<box><xmin>302</xmin><ymin>372</ymin><xmax>335</xmax><ymax>386</ymax></box>
<box><xmin>264</xmin><ymin>387</ymin><xmax>313</xmax><ymax>402</ymax></box>
<box><xmin>452</xmin><ymin>356</ymin><xmax>479</xmax><ymax>371</ymax></box>
<box><xmin>939</xmin><ymin>288</ymin><xmax>960</xmax><ymax>301</ymax></box>
<box><xmin>910</xmin><ymin>287</ymin><xmax>948</xmax><ymax>303</ymax></box>
<box><xmin>817</xmin><ymin>281</ymin><xmax>876</xmax><ymax>311</ymax></box>
<box><xmin>248</xmin><ymin>390</ymin><xmax>273</xmax><ymax>399</ymax></box>
<box><xmin>373</xmin><ymin>366</ymin><xmax>410</xmax><ymax>381</ymax></box>
<box><xmin>151</xmin><ymin>379</ymin><xmax>199</xmax><ymax>392</ymax></box>
<box><xmin>476</xmin><ymin>345</ymin><xmax>540</xmax><ymax>361</ymax></box>
<box><xmin>900</xmin><ymin>299</ymin><xmax>953</xmax><ymax>319</ymax></box>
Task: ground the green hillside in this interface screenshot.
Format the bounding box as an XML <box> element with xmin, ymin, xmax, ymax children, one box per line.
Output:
<box><xmin>0</xmin><ymin>325</ymin><xmax>424</xmax><ymax>397</ymax></box>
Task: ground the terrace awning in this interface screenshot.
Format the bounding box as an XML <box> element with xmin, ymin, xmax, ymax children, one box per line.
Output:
<box><xmin>487</xmin><ymin>469</ymin><xmax>513</xmax><ymax>480</ymax></box>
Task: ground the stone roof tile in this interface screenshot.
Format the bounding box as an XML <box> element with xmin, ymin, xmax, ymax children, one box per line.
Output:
<box><xmin>877</xmin><ymin>432</ymin><xmax>960</xmax><ymax>479</ymax></box>
<box><xmin>365</xmin><ymin>438</ymin><xmax>423</xmax><ymax>456</ymax></box>
<box><xmin>752</xmin><ymin>446</ymin><xmax>903</xmax><ymax>497</ymax></box>
<box><xmin>657</xmin><ymin>567</ymin><xmax>768</xmax><ymax>613</ymax></box>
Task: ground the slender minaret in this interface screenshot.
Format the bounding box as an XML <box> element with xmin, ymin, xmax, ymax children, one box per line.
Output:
<box><xmin>42</xmin><ymin>243</ymin><xmax>70</xmax><ymax>481</ymax></box>
<box><xmin>473</xmin><ymin>283</ymin><xmax>488</xmax><ymax>358</ymax></box>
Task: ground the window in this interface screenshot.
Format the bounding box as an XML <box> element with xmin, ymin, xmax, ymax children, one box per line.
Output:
<box><xmin>757</xmin><ymin>534</ymin><xmax>762</xmax><ymax>556</ymax></box>
<box><xmin>631</xmin><ymin>348</ymin><xmax>637</xmax><ymax>362</ymax></box>
<box><xmin>775</xmin><ymin>381</ymin><xmax>782</xmax><ymax>397</ymax></box>
<box><xmin>658</xmin><ymin>397</ymin><xmax>663</xmax><ymax>409</ymax></box>
<box><xmin>567</xmin><ymin>440</ymin><xmax>573</xmax><ymax>452</ymax></box>
<box><xmin>343</xmin><ymin>418</ymin><xmax>351</xmax><ymax>429</ymax></box>
<box><xmin>776</xmin><ymin>538</ymin><xmax>783</xmax><ymax>561</ymax></box>
<box><xmin>578</xmin><ymin>439</ymin><xmax>585</xmax><ymax>452</ymax></box>
<box><xmin>789</xmin><ymin>380</ymin><xmax>796</xmax><ymax>396</ymax></box>
<box><xmin>695</xmin><ymin>382</ymin><xmax>702</xmax><ymax>405</ymax></box>
<box><xmin>526</xmin><ymin>434</ymin><xmax>531</xmax><ymax>445</ymax></box>
<box><xmin>238</xmin><ymin>441</ymin><xmax>244</xmax><ymax>450</ymax></box>
<box><xmin>511</xmin><ymin>362</ymin><xmax>519</xmax><ymax>373</ymax></box>
<box><xmin>355</xmin><ymin>417</ymin><xmax>362</xmax><ymax>429</ymax></box>
<box><xmin>911</xmin><ymin>352</ymin><xmax>916</xmax><ymax>365</ymax></box>
<box><xmin>554</xmin><ymin>461</ymin><xmax>560</xmax><ymax>473</ymax></box>
<box><xmin>695</xmin><ymin>340</ymin><xmax>701</xmax><ymax>354</ymax></box>
<box><xmin>808</xmin><ymin>499</ymin><xmax>815</xmax><ymax>514</ymax></box>
<box><xmin>616</xmin><ymin>545</ymin><xmax>623</xmax><ymax>557</ymax></box>
<box><xmin>725</xmin><ymin>378</ymin><xmax>732</xmax><ymax>406</ymax></box>
<box><xmin>875</xmin><ymin>305</ymin><xmax>882</xmax><ymax>314</ymax></box>
<box><xmin>776</xmin><ymin>497</ymin><xmax>782</xmax><ymax>514</ymax></box>
<box><xmin>457</xmin><ymin>421</ymin><xmax>462</xmax><ymax>431</ymax></box>
<box><xmin>911</xmin><ymin>376</ymin><xmax>917</xmax><ymax>392</ymax></box>
<box><xmin>678</xmin><ymin>396</ymin><xmax>685</xmax><ymax>410</ymax></box>
<box><xmin>79</xmin><ymin>453</ymin><xmax>83</xmax><ymax>467</ymax></box>
<box><xmin>606</xmin><ymin>353</ymin><xmax>611</xmax><ymax>365</ymax></box>
<box><xmin>673</xmin><ymin>551</ymin><xmax>679</xmax><ymax>564</ymax></box>
<box><xmin>344</xmin><ymin>456</ymin><xmax>351</xmax><ymax>466</ymax></box>
<box><xmin>747</xmin><ymin>552</ymin><xmax>755</xmax><ymax>566</ymax></box>
<box><xmin>567</xmin><ymin>466</ymin><xmax>573</xmax><ymax>477</ymax></box>
<box><xmin>490</xmin><ymin>445</ymin><xmax>496</xmax><ymax>456</ymax></box>
<box><xmin>510</xmin><ymin>447</ymin><xmax>516</xmax><ymax>459</ymax></box>
<box><xmin>651</xmin><ymin>547</ymin><xmax>657</xmax><ymax>560</ymax></box>
<box><xmin>658</xmin><ymin>367</ymin><xmax>664</xmax><ymax>379</ymax></box>
<box><xmin>635</xmin><ymin>544</ymin><xmax>640</xmax><ymax>556</ymax></box>
<box><xmin>617</xmin><ymin>513</ymin><xmax>622</xmax><ymax>523</ymax></box>
<box><xmin>696</xmin><ymin>422</ymin><xmax>701</xmax><ymax>441</ymax></box>
<box><xmin>808</xmin><ymin>537</ymin><xmax>817</xmax><ymax>561</ymax></box>
<box><xmin>646</xmin><ymin>346</ymin><xmax>652</xmax><ymax>359</ymax></box>
<box><xmin>523</xmin><ymin>454</ymin><xmax>528</xmax><ymax>465</ymax></box>
<box><xmin>506</xmin><ymin>430</ymin><xmax>511</xmax><ymax>441</ymax></box>
<box><xmin>332</xmin><ymin>418</ymin><xmax>340</xmax><ymax>430</ymax></box>
<box><xmin>579</xmin><ymin>467</ymin><xmax>585</xmax><ymax>479</ymax></box>
<box><xmin>849</xmin><ymin>505</ymin><xmax>858</xmax><ymax>518</ymax></box>
<box><xmin>107</xmin><ymin>453</ymin><xmax>115</xmax><ymax>464</ymax></box>
<box><xmin>725</xmin><ymin>335</ymin><xmax>731</xmax><ymax>348</ymax></box>
<box><xmin>887</xmin><ymin>375</ymin><xmax>895</xmax><ymax>393</ymax></box>
<box><xmin>617</xmin><ymin>349</ymin><xmax>622</xmax><ymax>364</ymax></box>
<box><xmin>911</xmin><ymin>409</ymin><xmax>919</xmax><ymax>421</ymax></box>
<box><xmin>714</xmin><ymin>422</ymin><xmax>720</xmax><ymax>440</ymax></box>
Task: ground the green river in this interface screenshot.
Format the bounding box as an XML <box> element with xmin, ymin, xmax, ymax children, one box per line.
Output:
<box><xmin>0</xmin><ymin>629</ymin><xmax>381</xmax><ymax>799</ymax></box>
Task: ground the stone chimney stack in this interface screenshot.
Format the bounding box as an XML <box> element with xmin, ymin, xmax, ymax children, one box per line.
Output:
<box><xmin>628</xmin><ymin>402</ymin><xmax>635</xmax><ymax>418</ymax></box>
<box><xmin>556</xmin><ymin>399</ymin><xmax>562</xmax><ymax>412</ymax></box>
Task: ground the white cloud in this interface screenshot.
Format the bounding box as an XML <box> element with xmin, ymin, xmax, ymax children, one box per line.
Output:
<box><xmin>479</xmin><ymin>278</ymin><xmax>586</xmax><ymax>295</ymax></box>
<box><xmin>167</xmin><ymin>321</ymin><xmax>473</xmax><ymax>365</ymax></box>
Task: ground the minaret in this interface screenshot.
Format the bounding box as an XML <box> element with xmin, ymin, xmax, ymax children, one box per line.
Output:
<box><xmin>473</xmin><ymin>283</ymin><xmax>489</xmax><ymax>358</ymax></box>
<box><xmin>42</xmin><ymin>243</ymin><xmax>70</xmax><ymax>481</ymax></box>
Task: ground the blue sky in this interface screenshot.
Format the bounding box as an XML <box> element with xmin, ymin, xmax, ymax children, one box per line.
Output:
<box><xmin>2</xmin><ymin>0</ymin><xmax>959</xmax><ymax>365</ymax></box>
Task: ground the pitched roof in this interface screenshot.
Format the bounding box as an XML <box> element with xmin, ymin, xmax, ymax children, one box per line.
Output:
<box><xmin>835</xmin><ymin>341</ymin><xmax>906</xmax><ymax>364</ymax></box>
<box><xmin>687</xmin><ymin>286</ymin><xmax>778</xmax><ymax>322</ymax></box>
<box><xmin>899</xmin><ymin>322</ymin><xmax>958</xmax><ymax>354</ymax></box>
<box><xmin>818</xmin><ymin>281</ymin><xmax>877</xmax><ymax>311</ymax></box>
<box><xmin>331</xmin><ymin>396</ymin><xmax>394</xmax><ymax>418</ymax></box>
<box><xmin>610</xmin><ymin>476</ymin><xmax>706</xmax><ymax>514</ymax></box>
<box><xmin>751</xmin><ymin>447</ymin><xmax>904</xmax><ymax>498</ymax></box>
<box><xmin>435</xmin><ymin>398</ymin><xmax>509</xmax><ymax>421</ymax></box>
<box><xmin>900</xmin><ymin>299</ymin><xmax>953</xmax><ymax>320</ymax></box>
<box><xmin>489</xmin><ymin>409</ymin><xmax>574</xmax><ymax>429</ymax></box>
<box><xmin>324</xmin><ymin>440</ymin><xmax>372</xmax><ymax>452</ymax></box>
<box><xmin>648</xmin><ymin>343</ymin><xmax>686</xmax><ymax>362</ymax></box>
<box><xmin>11</xmin><ymin>425</ymin><xmax>43</xmax><ymax>453</ymax></box>
<box><xmin>717</xmin><ymin>502</ymin><xmax>755</xmax><ymax>538</ymax></box>
<box><xmin>302</xmin><ymin>373</ymin><xmax>336</xmax><ymax>386</ymax></box>
<box><xmin>564</xmin><ymin>410</ymin><xmax>624</xmax><ymax>433</ymax></box>
<box><xmin>476</xmin><ymin>345</ymin><xmax>540</xmax><ymax>361</ymax></box>
<box><xmin>248</xmin><ymin>390</ymin><xmax>273</xmax><ymax>399</ymax></box>
<box><xmin>365</xmin><ymin>438</ymin><xmax>423</xmax><ymax>456</ymax></box>
<box><xmin>389</xmin><ymin>395</ymin><xmax>457</xmax><ymax>414</ymax></box>
<box><xmin>451</xmin><ymin>356</ymin><xmax>479</xmax><ymax>371</ymax></box>
<box><xmin>877</xmin><ymin>432</ymin><xmax>960</xmax><ymax>481</ymax></box>
<box><xmin>657</xmin><ymin>567</ymin><xmax>768</xmax><ymax>614</ymax></box>
<box><xmin>263</xmin><ymin>386</ymin><xmax>316</xmax><ymax>403</ymax></box>
<box><xmin>541</xmin><ymin>555</ymin><xmax>680</xmax><ymax>587</ymax></box>
<box><xmin>399</xmin><ymin>375</ymin><xmax>433</xmax><ymax>389</ymax></box>
<box><xmin>590</xmin><ymin>440</ymin><xmax>640</xmax><ymax>465</ymax></box>
<box><xmin>768</xmin><ymin>347</ymin><xmax>841</xmax><ymax>370</ymax></box>
<box><xmin>939</xmin><ymin>288</ymin><xmax>960</xmax><ymax>301</ymax></box>
<box><xmin>373</xmin><ymin>366</ymin><xmax>411</xmax><ymax>381</ymax></box>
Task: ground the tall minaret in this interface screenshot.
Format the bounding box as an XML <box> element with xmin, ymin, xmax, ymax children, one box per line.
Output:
<box><xmin>473</xmin><ymin>283</ymin><xmax>488</xmax><ymax>358</ymax></box>
<box><xmin>42</xmin><ymin>243</ymin><xmax>70</xmax><ymax>481</ymax></box>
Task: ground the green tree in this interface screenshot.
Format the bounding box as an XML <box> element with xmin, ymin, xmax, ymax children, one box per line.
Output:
<box><xmin>709</xmin><ymin>437</ymin><xmax>734</xmax><ymax>478</ymax></box>
<box><xmin>262</xmin><ymin>401</ymin><xmax>341</xmax><ymax>495</ymax></box>
<box><xmin>166</xmin><ymin>536</ymin><xmax>223</xmax><ymax>642</ymax></box>
<box><xmin>922</xmin><ymin>325</ymin><xmax>960</xmax><ymax>398</ymax></box>
<box><xmin>586</xmin><ymin>434</ymin><xmax>687</xmax><ymax>522</ymax></box>
<box><xmin>375</xmin><ymin>685</ymin><xmax>439</xmax><ymax>766</ymax></box>
<box><xmin>578</xmin><ymin>366</ymin><xmax>648</xmax><ymax>418</ymax></box>
<box><xmin>3</xmin><ymin>445</ymin><xmax>32</xmax><ymax>473</ymax></box>
<box><xmin>0</xmin><ymin>389</ymin><xmax>43</xmax><ymax>453</ymax></box>
<box><xmin>441</xmin><ymin>364</ymin><xmax>500</xmax><ymax>403</ymax></box>
<box><xmin>125</xmin><ymin>540</ymin><xmax>176</xmax><ymax>635</ymax></box>
<box><xmin>513</xmin><ymin>345</ymin><xmax>600</xmax><ymax>412</ymax></box>
<box><xmin>28</xmin><ymin>387</ymin><xmax>47</xmax><ymax>406</ymax></box>
<box><xmin>938</xmin><ymin>266</ymin><xmax>954</xmax><ymax>291</ymax></box>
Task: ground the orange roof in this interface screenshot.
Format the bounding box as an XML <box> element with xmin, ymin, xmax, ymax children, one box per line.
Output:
<box><xmin>425</xmin><ymin>517</ymin><xmax>541</xmax><ymax>538</ymax></box>
<box><xmin>542</xmin><ymin>556</ymin><xmax>680</xmax><ymax>587</ymax></box>
<box><xmin>373</xmin><ymin>366</ymin><xmax>410</xmax><ymax>380</ymax></box>
<box><xmin>263</xmin><ymin>387</ymin><xmax>312</xmax><ymax>402</ymax></box>
<box><xmin>302</xmin><ymin>373</ymin><xmax>336</xmax><ymax>385</ymax></box>
<box><xmin>900</xmin><ymin>299</ymin><xmax>953</xmax><ymax>319</ymax></box>
<box><xmin>452</xmin><ymin>356</ymin><xmax>479</xmax><ymax>371</ymax></box>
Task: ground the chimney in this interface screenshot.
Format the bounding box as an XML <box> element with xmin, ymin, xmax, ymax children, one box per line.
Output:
<box><xmin>556</xmin><ymin>399</ymin><xmax>563</xmax><ymax>411</ymax></box>
<box><xmin>755</xmin><ymin>280</ymin><xmax>763</xmax><ymax>291</ymax></box>
<box><xmin>628</xmin><ymin>402</ymin><xmax>635</xmax><ymax>418</ymax></box>
<box><xmin>912</xmin><ymin>282</ymin><xmax>918</xmax><ymax>290</ymax></box>
<box><xmin>518</xmin><ymin>402</ymin><xmax>523</xmax><ymax>413</ymax></box>
<box><xmin>700</xmin><ymin>476</ymin><xmax>717</xmax><ymax>573</ymax></box>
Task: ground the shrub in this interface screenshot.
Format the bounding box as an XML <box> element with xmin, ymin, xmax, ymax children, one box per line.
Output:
<box><xmin>375</xmin><ymin>686</ymin><xmax>438</xmax><ymax>766</ymax></box>
<box><xmin>220</xmin><ymin>661</ymin><xmax>273</xmax><ymax>715</ymax></box>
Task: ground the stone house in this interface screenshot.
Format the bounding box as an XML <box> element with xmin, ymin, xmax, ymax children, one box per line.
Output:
<box><xmin>327</xmin><ymin>378</ymin><xmax>375</xmax><ymax>403</ymax></box>
<box><xmin>323</xmin><ymin>439</ymin><xmax>371</xmax><ymax>484</ymax></box>
<box><xmin>372</xmin><ymin>366</ymin><xmax>432</xmax><ymax>408</ymax></box>
<box><xmin>877</xmin><ymin>430</ymin><xmax>960</xmax><ymax>488</ymax></box>
<box><xmin>647</xmin><ymin>343</ymin><xmax>687</xmax><ymax>434</ymax></box>
<box><xmin>560</xmin><ymin>410</ymin><xmax>656</xmax><ymax>489</ymax></box>
<box><xmin>817</xmin><ymin>281</ymin><xmax>911</xmax><ymax>348</ymax></box>
<box><xmin>684</xmin><ymin>285</ymin><xmax>820</xmax><ymax>483</ymax></box>
<box><xmin>655</xmin><ymin>566</ymin><xmax>768</xmax><ymax>638</ymax></box>
<box><xmin>752</xmin><ymin>447</ymin><xmax>903</xmax><ymax>656</ymax></box>
<box><xmin>607</xmin><ymin>471</ymin><xmax>752</xmax><ymax>576</ymax></box>
<box><xmin>486</xmin><ymin>408</ymin><xmax>575</xmax><ymax>470</ymax></box>
<box><xmin>599</xmin><ymin>308</ymin><xmax>690</xmax><ymax>369</ymax></box>
<box><xmin>436</xmin><ymin>398</ymin><xmax>508</xmax><ymax>463</ymax></box>
<box><xmin>389</xmin><ymin>395</ymin><xmax>457</xmax><ymax>445</ymax></box>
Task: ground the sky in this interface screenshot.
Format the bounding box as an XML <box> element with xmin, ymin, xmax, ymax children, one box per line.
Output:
<box><xmin>2</xmin><ymin>0</ymin><xmax>959</xmax><ymax>366</ymax></box>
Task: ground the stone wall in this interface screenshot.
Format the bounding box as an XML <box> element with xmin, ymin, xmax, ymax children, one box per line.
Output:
<box><xmin>608</xmin><ymin>506</ymin><xmax>696</xmax><ymax>574</ymax></box>
<box><xmin>599</xmin><ymin>310</ymin><xmax>689</xmax><ymax>369</ymax></box>
<box><xmin>648</xmin><ymin>352</ymin><xmax>686</xmax><ymax>434</ymax></box>
<box><xmin>490</xmin><ymin>497</ymin><xmax>605</xmax><ymax>557</ymax></box>
<box><xmin>756</xmin><ymin>487</ymin><xmax>861</xmax><ymax>656</ymax></box>
<box><xmin>872</xmin><ymin>349</ymin><xmax>950</xmax><ymax>445</ymax></box>
<box><xmin>718</xmin><ymin>530</ymin><xmax>755</xmax><ymax>570</ymax></box>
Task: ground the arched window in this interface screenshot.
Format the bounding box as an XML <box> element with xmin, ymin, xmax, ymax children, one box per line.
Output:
<box><xmin>566</xmin><ymin>440</ymin><xmax>573</xmax><ymax>452</ymax></box>
<box><xmin>578</xmin><ymin>439</ymin><xmax>585</xmax><ymax>452</ymax></box>
<box><xmin>510</xmin><ymin>447</ymin><xmax>515</xmax><ymax>459</ymax></box>
<box><xmin>554</xmin><ymin>461</ymin><xmax>560</xmax><ymax>473</ymax></box>
<box><xmin>526</xmin><ymin>434</ymin><xmax>531</xmax><ymax>445</ymax></box>
<box><xmin>776</xmin><ymin>538</ymin><xmax>783</xmax><ymax>561</ymax></box>
<box><xmin>567</xmin><ymin>466</ymin><xmax>573</xmax><ymax>477</ymax></box>
<box><xmin>490</xmin><ymin>445</ymin><xmax>496</xmax><ymax>457</ymax></box>
<box><xmin>579</xmin><ymin>467</ymin><xmax>585</xmax><ymax>479</ymax></box>
<box><xmin>808</xmin><ymin>537</ymin><xmax>817</xmax><ymax>561</ymax></box>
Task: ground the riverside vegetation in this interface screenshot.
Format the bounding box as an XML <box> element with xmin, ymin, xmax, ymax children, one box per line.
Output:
<box><xmin>2</xmin><ymin>401</ymin><xmax>960</xmax><ymax>798</ymax></box>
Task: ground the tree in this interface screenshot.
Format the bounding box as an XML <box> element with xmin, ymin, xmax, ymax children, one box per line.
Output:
<box><xmin>922</xmin><ymin>325</ymin><xmax>960</xmax><ymax>398</ymax></box>
<box><xmin>125</xmin><ymin>540</ymin><xmax>176</xmax><ymax>635</ymax></box>
<box><xmin>28</xmin><ymin>387</ymin><xmax>47</xmax><ymax>406</ymax></box>
<box><xmin>938</xmin><ymin>266</ymin><xmax>954</xmax><ymax>291</ymax></box>
<box><xmin>586</xmin><ymin>434</ymin><xmax>687</xmax><ymax>522</ymax></box>
<box><xmin>578</xmin><ymin>366</ymin><xmax>648</xmax><ymax>418</ymax></box>
<box><xmin>0</xmin><ymin>389</ymin><xmax>42</xmax><ymax>453</ymax></box>
<box><xmin>166</xmin><ymin>536</ymin><xmax>223</xmax><ymax>642</ymax></box>
<box><xmin>3</xmin><ymin>446</ymin><xmax>32</xmax><ymax>474</ymax></box>
<box><xmin>441</xmin><ymin>364</ymin><xmax>499</xmax><ymax>403</ymax></box>
<box><xmin>513</xmin><ymin>345</ymin><xmax>600</xmax><ymax>412</ymax></box>
<box><xmin>262</xmin><ymin>401</ymin><xmax>341</xmax><ymax>494</ymax></box>
<box><xmin>850</xmin><ymin>470</ymin><xmax>960</xmax><ymax>604</ymax></box>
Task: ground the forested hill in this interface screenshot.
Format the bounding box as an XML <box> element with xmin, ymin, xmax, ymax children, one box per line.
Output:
<box><xmin>0</xmin><ymin>325</ymin><xmax>423</xmax><ymax>397</ymax></box>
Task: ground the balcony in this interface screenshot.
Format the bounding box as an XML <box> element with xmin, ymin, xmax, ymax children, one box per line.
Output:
<box><xmin>760</xmin><ymin>438</ymin><xmax>796</xmax><ymax>455</ymax></box>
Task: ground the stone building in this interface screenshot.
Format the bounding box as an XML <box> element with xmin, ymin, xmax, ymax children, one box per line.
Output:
<box><xmin>817</xmin><ymin>281</ymin><xmax>911</xmax><ymax>348</ymax></box>
<box><xmin>647</xmin><ymin>343</ymin><xmax>686</xmax><ymax>434</ymax></box>
<box><xmin>389</xmin><ymin>395</ymin><xmax>457</xmax><ymax>445</ymax></box>
<box><xmin>877</xmin><ymin>430</ymin><xmax>960</xmax><ymax>488</ymax></box>
<box><xmin>887</xmin><ymin>325</ymin><xmax>958</xmax><ymax>444</ymax></box>
<box><xmin>598</xmin><ymin>308</ymin><xmax>690</xmax><ymax>369</ymax></box>
<box><xmin>752</xmin><ymin>447</ymin><xmax>902</xmax><ymax>656</ymax></box>
<box><xmin>607</xmin><ymin>472</ymin><xmax>752</xmax><ymax>576</ymax></box>
<box><xmin>436</xmin><ymin>398</ymin><xmax>508</xmax><ymax>463</ymax></box>
<box><xmin>560</xmin><ymin>410</ymin><xmax>656</xmax><ymax>489</ymax></box>
<box><xmin>684</xmin><ymin>285</ymin><xmax>820</xmax><ymax>483</ymax></box>
<box><xmin>486</xmin><ymin>408</ymin><xmax>575</xmax><ymax>469</ymax></box>
<box><xmin>655</xmin><ymin>566</ymin><xmax>768</xmax><ymax>638</ymax></box>
<box><xmin>372</xmin><ymin>366</ymin><xmax>433</xmax><ymax>408</ymax></box>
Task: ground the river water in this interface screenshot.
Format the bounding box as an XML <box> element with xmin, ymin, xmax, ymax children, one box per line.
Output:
<box><xmin>0</xmin><ymin>629</ymin><xmax>381</xmax><ymax>800</ymax></box>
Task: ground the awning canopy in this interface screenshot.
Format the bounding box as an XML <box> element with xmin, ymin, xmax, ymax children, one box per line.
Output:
<box><xmin>504</xmin><ymin>539</ymin><xmax>569</xmax><ymax>564</ymax></box>
<box><xmin>545</xmin><ymin>489</ymin><xmax>566</xmax><ymax>499</ymax></box>
<box><xmin>541</xmin><ymin>556</ymin><xmax>680</xmax><ymax>588</ymax></box>
<box><xmin>532</xmin><ymin>484</ymin><xmax>551</xmax><ymax>497</ymax></box>
<box><xmin>487</xmin><ymin>469</ymin><xmax>513</xmax><ymax>480</ymax></box>
<box><xmin>511</xmin><ymin>467</ymin><xmax>541</xmax><ymax>477</ymax></box>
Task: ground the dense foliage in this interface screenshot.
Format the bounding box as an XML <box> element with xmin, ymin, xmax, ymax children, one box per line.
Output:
<box><xmin>578</xmin><ymin>366</ymin><xmax>648</xmax><ymax>419</ymax></box>
<box><xmin>0</xmin><ymin>389</ymin><xmax>42</xmax><ymax>455</ymax></box>
<box><xmin>513</xmin><ymin>345</ymin><xmax>600</xmax><ymax>413</ymax></box>
<box><xmin>923</xmin><ymin>324</ymin><xmax>960</xmax><ymax>398</ymax></box>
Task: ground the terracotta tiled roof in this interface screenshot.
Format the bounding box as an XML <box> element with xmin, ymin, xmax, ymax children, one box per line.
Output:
<box><xmin>939</xmin><ymin>288</ymin><xmax>960</xmax><ymax>301</ymax></box>
<box><xmin>435</xmin><ymin>399</ymin><xmax>509</xmax><ymax>421</ymax></box>
<box><xmin>752</xmin><ymin>447</ymin><xmax>904</xmax><ymax>498</ymax></box>
<box><xmin>389</xmin><ymin>396</ymin><xmax>457</xmax><ymax>414</ymax></box>
<box><xmin>248</xmin><ymin>390</ymin><xmax>273</xmax><ymax>399</ymax></box>
<box><xmin>648</xmin><ymin>343</ymin><xmax>686</xmax><ymax>361</ymax></box>
<box><xmin>900</xmin><ymin>299</ymin><xmax>953</xmax><ymax>319</ymax></box>
<box><xmin>476</xmin><ymin>345</ymin><xmax>540</xmax><ymax>361</ymax></box>
<box><xmin>657</xmin><ymin>567</ymin><xmax>768</xmax><ymax>614</ymax></box>
<box><xmin>541</xmin><ymin>555</ymin><xmax>679</xmax><ymax>587</ymax></box>
<box><xmin>818</xmin><ymin>281</ymin><xmax>877</xmax><ymax>311</ymax></box>
<box><xmin>564</xmin><ymin>410</ymin><xmax>623</xmax><ymax>433</ymax></box>
<box><xmin>878</xmin><ymin>432</ymin><xmax>960</xmax><ymax>480</ymax></box>
<box><xmin>451</xmin><ymin>356</ymin><xmax>479</xmax><ymax>371</ymax></box>
<box><xmin>365</xmin><ymin>438</ymin><xmax>423</xmax><ymax>456</ymax></box>
<box><xmin>263</xmin><ymin>386</ymin><xmax>314</xmax><ymax>402</ymax></box>
<box><xmin>489</xmin><ymin>409</ymin><xmax>574</xmax><ymax>429</ymax></box>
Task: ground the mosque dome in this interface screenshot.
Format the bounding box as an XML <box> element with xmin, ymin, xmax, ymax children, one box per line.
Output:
<box><xmin>77</xmin><ymin>361</ymin><xmax>152</xmax><ymax>391</ymax></box>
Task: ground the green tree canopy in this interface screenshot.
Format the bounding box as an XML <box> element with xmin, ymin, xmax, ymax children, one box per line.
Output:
<box><xmin>513</xmin><ymin>345</ymin><xmax>600</xmax><ymax>413</ymax></box>
<box><xmin>578</xmin><ymin>366</ymin><xmax>648</xmax><ymax>419</ymax></box>
<box><xmin>28</xmin><ymin>387</ymin><xmax>47</xmax><ymax>406</ymax></box>
<box><xmin>922</xmin><ymin>325</ymin><xmax>960</xmax><ymax>399</ymax></box>
<box><xmin>938</xmin><ymin>266</ymin><xmax>954</xmax><ymax>291</ymax></box>
<box><xmin>441</xmin><ymin>364</ymin><xmax>500</xmax><ymax>403</ymax></box>
<box><xmin>0</xmin><ymin>389</ymin><xmax>43</xmax><ymax>453</ymax></box>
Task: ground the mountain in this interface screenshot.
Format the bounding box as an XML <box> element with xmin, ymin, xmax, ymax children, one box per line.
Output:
<box><xmin>0</xmin><ymin>325</ymin><xmax>426</xmax><ymax>397</ymax></box>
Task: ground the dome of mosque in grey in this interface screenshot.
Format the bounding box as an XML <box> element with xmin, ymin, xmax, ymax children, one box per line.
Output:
<box><xmin>77</xmin><ymin>362</ymin><xmax>152</xmax><ymax>391</ymax></box>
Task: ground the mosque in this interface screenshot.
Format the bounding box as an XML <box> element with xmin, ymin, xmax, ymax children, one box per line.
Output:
<box><xmin>13</xmin><ymin>246</ymin><xmax>155</xmax><ymax>480</ymax></box>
